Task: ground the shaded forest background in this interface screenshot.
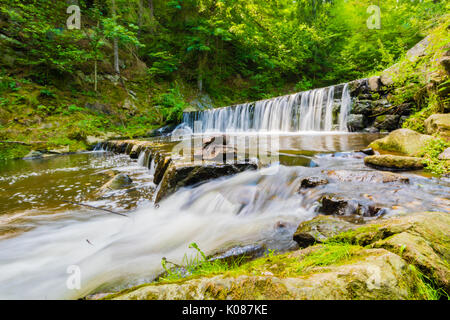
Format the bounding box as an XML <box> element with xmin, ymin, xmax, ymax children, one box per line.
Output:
<box><xmin>0</xmin><ymin>0</ymin><xmax>448</xmax><ymax>156</ymax></box>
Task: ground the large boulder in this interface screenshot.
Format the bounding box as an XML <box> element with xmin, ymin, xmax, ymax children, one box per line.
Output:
<box><xmin>438</xmin><ymin>147</ymin><xmax>450</xmax><ymax>160</ymax></box>
<box><xmin>330</xmin><ymin>212</ymin><xmax>450</xmax><ymax>292</ymax></box>
<box><xmin>373</xmin><ymin>115</ymin><xmax>400</xmax><ymax>131</ymax></box>
<box><xmin>369</xmin><ymin>129</ymin><xmax>434</xmax><ymax>156</ymax></box>
<box><xmin>99</xmin><ymin>173</ymin><xmax>133</xmax><ymax>192</ymax></box>
<box><xmin>424</xmin><ymin>114</ymin><xmax>450</xmax><ymax>142</ymax></box>
<box><xmin>298</xmin><ymin>177</ymin><xmax>329</xmax><ymax>189</ymax></box>
<box><xmin>368</xmin><ymin>76</ymin><xmax>382</xmax><ymax>92</ymax></box>
<box><xmin>364</xmin><ymin>155</ymin><xmax>424</xmax><ymax>171</ymax></box>
<box><xmin>347</xmin><ymin>114</ymin><xmax>365</xmax><ymax>131</ymax></box>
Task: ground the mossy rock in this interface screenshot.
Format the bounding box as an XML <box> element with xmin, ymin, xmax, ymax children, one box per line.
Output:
<box><xmin>104</xmin><ymin>248</ymin><xmax>417</xmax><ymax>300</ymax></box>
<box><xmin>425</xmin><ymin>114</ymin><xmax>450</xmax><ymax>142</ymax></box>
<box><xmin>368</xmin><ymin>129</ymin><xmax>434</xmax><ymax>156</ymax></box>
<box><xmin>293</xmin><ymin>215</ymin><xmax>359</xmax><ymax>247</ymax></box>
<box><xmin>330</xmin><ymin>212</ymin><xmax>450</xmax><ymax>293</ymax></box>
<box><xmin>364</xmin><ymin>155</ymin><xmax>424</xmax><ymax>171</ymax></box>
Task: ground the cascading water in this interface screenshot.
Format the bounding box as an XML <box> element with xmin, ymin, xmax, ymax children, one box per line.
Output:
<box><xmin>182</xmin><ymin>83</ymin><xmax>353</xmax><ymax>134</ymax></box>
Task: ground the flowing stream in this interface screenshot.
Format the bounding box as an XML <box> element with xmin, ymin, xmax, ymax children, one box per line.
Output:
<box><xmin>0</xmin><ymin>134</ymin><xmax>449</xmax><ymax>299</ymax></box>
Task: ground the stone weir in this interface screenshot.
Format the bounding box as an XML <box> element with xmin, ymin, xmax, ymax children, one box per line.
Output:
<box><xmin>182</xmin><ymin>77</ymin><xmax>416</xmax><ymax>133</ymax></box>
<box><xmin>98</xmin><ymin>138</ymin><xmax>258</xmax><ymax>203</ymax></box>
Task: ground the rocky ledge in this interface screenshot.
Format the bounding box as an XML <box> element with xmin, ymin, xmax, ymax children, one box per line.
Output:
<box><xmin>99</xmin><ymin>137</ymin><xmax>258</xmax><ymax>202</ymax></box>
<box><xmin>99</xmin><ymin>211</ymin><xmax>449</xmax><ymax>300</ymax></box>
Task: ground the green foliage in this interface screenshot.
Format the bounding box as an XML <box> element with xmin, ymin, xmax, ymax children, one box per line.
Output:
<box><xmin>402</xmin><ymin>106</ymin><xmax>433</xmax><ymax>133</ymax></box>
<box><xmin>0</xmin><ymin>142</ymin><xmax>31</xmax><ymax>161</ymax></box>
<box><xmin>409</xmin><ymin>265</ymin><xmax>449</xmax><ymax>300</ymax></box>
<box><xmin>147</xmin><ymin>51</ymin><xmax>180</xmax><ymax>76</ymax></box>
<box><xmin>418</xmin><ymin>136</ymin><xmax>449</xmax><ymax>176</ymax></box>
<box><xmin>154</xmin><ymin>86</ymin><xmax>187</xmax><ymax>124</ymax></box>
<box><xmin>159</xmin><ymin>242</ymin><xmax>244</xmax><ymax>283</ymax></box>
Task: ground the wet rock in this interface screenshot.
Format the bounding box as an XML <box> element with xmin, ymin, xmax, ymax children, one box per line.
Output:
<box><xmin>155</xmin><ymin>161</ymin><xmax>258</xmax><ymax>203</ymax></box>
<box><xmin>327</xmin><ymin>170</ymin><xmax>410</xmax><ymax>184</ymax></box>
<box><xmin>193</xmin><ymin>135</ymin><xmax>238</xmax><ymax>162</ymax></box>
<box><xmin>424</xmin><ymin>114</ymin><xmax>450</xmax><ymax>142</ymax></box>
<box><xmin>348</xmin><ymin>79</ymin><xmax>369</xmax><ymax>97</ymax></box>
<box><xmin>374</xmin><ymin>115</ymin><xmax>400</xmax><ymax>131</ymax></box>
<box><xmin>293</xmin><ymin>215</ymin><xmax>359</xmax><ymax>247</ymax></box>
<box><xmin>364</xmin><ymin>155</ymin><xmax>424</xmax><ymax>171</ymax></box>
<box><xmin>319</xmin><ymin>195</ymin><xmax>386</xmax><ymax>217</ymax></box>
<box><xmin>299</xmin><ymin>177</ymin><xmax>329</xmax><ymax>189</ymax></box>
<box><xmin>347</xmin><ymin>114</ymin><xmax>365</xmax><ymax>131</ymax></box>
<box><xmin>369</xmin><ymin>128</ymin><xmax>434</xmax><ymax>156</ymax></box>
<box><xmin>363</xmin><ymin>127</ymin><xmax>379</xmax><ymax>133</ymax></box>
<box><xmin>438</xmin><ymin>148</ymin><xmax>450</xmax><ymax>160</ymax></box>
<box><xmin>147</xmin><ymin>124</ymin><xmax>177</xmax><ymax>137</ymax></box>
<box><xmin>358</xmin><ymin>148</ymin><xmax>375</xmax><ymax>156</ymax></box>
<box><xmin>351</xmin><ymin>100</ymin><xmax>372</xmax><ymax>115</ymax></box>
<box><xmin>209</xmin><ymin>244</ymin><xmax>266</xmax><ymax>265</ymax></box>
<box><xmin>100</xmin><ymin>174</ymin><xmax>133</xmax><ymax>191</ymax></box>
<box><xmin>103</xmin><ymin>139</ymin><xmax>259</xmax><ymax>203</ymax></box>
<box><xmin>23</xmin><ymin>150</ymin><xmax>43</xmax><ymax>159</ymax></box>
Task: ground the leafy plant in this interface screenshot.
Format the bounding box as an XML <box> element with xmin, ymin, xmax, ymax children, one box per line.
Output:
<box><xmin>418</xmin><ymin>136</ymin><xmax>449</xmax><ymax>176</ymax></box>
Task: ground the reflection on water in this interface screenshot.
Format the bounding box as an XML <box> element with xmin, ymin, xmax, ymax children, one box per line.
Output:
<box><xmin>0</xmin><ymin>133</ymin><xmax>448</xmax><ymax>299</ymax></box>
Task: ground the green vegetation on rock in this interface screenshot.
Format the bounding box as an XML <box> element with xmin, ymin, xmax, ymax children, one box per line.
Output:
<box><xmin>101</xmin><ymin>212</ymin><xmax>450</xmax><ymax>300</ymax></box>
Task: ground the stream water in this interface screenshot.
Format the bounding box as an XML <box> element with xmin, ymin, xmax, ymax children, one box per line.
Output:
<box><xmin>0</xmin><ymin>133</ymin><xmax>449</xmax><ymax>299</ymax></box>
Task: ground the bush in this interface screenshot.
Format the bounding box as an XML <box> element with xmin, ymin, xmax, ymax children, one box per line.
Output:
<box><xmin>418</xmin><ymin>137</ymin><xmax>449</xmax><ymax>176</ymax></box>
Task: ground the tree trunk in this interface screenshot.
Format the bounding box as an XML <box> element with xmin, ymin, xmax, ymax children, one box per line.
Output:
<box><xmin>148</xmin><ymin>0</ymin><xmax>154</xmax><ymax>18</ymax></box>
<box><xmin>112</xmin><ymin>0</ymin><xmax>120</xmax><ymax>75</ymax></box>
<box><xmin>138</xmin><ymin>0</ymin><xmax>143</xmax><ymax>37</ymax></box>
<box><xmin>94</xmin><ymin>59</ymin><xmax>98</xmax><ymax>92</ymax></box>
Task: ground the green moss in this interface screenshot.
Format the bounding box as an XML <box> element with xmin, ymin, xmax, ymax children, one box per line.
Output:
<box><xmin>418</xmin><ymin>136</ymin><xmax>450</xmax><ymax>175</ymax></box>
<box><xmin>402</xmin><ymin>105</ymin><xmax>434</xmax><ymax>133</ymax></box>
<box><xmin>328</xmin><ymin>224</ymin><xmax>385</xmax><ymax>246</ymax></box>
<box><xmin>0</xmin><ymin>142</ymin><xmax>31</xmax><ymax>160</ymax></box>
<box><xmin>408</xmin><ymin>264</ymin><xmax>449</xmax><ymax>300</ymax></box>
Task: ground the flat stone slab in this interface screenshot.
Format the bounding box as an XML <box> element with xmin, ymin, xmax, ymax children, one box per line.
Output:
<box><xmin>364</xmin><ymin>155</ymin><xmax>424</xmax><ymax>171</ymax></box>
<box><xmin>100</xmin><ymin>139</ymin><xmax>258</xmax><ymax>202</ymax></box>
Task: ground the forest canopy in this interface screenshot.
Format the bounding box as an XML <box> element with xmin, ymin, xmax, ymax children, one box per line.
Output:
<box><xmin>1</xmin><ymin>0</ymin><xmax>448</xmax><ymax>101</ymax></box>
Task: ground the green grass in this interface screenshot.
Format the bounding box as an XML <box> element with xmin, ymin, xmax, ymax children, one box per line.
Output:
<box><xmin>409</xmin><ymin>265</ymin><xmax>449</xmax><ymax>300</ymax></box>
<box><xmin>418</xmin><ymin>136</ymin><xmax>449</xmax><ymax>175</ymax></box>
<box><xmin>157</xmin><ymin>242</ymin><xmax>246</xmax><ymax>283</ymax></box>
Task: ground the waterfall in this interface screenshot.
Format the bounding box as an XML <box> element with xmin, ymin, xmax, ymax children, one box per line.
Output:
<box><xmin>339</xmin><ymin>83</ymin><xmax>351</xmax><ymax>132</ymax></box>
<box><xmin>182</xmin><ymin>83</ymin><xmax>353</xmax><ymax>134</ymax></box>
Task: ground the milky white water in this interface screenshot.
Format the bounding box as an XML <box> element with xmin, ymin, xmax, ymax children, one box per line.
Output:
<box><xmin>0</xmin><ymin>165</ymin><xmax>315</xmax><ymax>299</ymax></box>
